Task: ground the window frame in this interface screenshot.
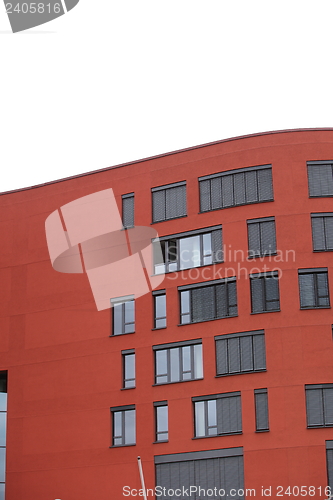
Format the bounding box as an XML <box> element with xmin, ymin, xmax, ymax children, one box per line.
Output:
<box><xmin>153</xmin><ymin>339</ymin><xmax>203</xmax><ymax>385</ymax></box>
<box><xmin>298</xmin><ymin>268</ymin><xmax>330</xmax><ymax>309</ymax></box>
<box><xmin>247</xmin><ymin>216</ymin><xmax>277</xmax><ymax>258</ymax></box>
<box><xmin>305</xmin><ymin>384</ymin><xmax>333</xmax><ymax>428</ymax></box>
<box><xmin>154</xmin><ymin>401</ymin><xmax>169</xmax><ymax>443</ymax></box>
<box><xmin>311</xmin><ymin>213</ymin><xmax>333</xmax><ymax>252</ymax></box>
<box><xmin>111</xmin><ymin>296</ymin><xmax>135</xmax><ymax>335</ymax></box>
<box><xmin>110</xmin><ymin>405</ymin><xmax>136</xmax><ymax>447</ymax></box>
<box><xmin>122</xmin><ymin>192</ymin><xmax>134</xmax><ymax>229</ymax></box>
<box><xmin>250</xmin><ymin>271</ymin><xmax>280</xmax><ymax>314</ymax></box>
<box><xmin>152</xmin><ymin>181</ymin><xmax>187</xmax><ymax>223</ymax></box>
<box><xmin>254</xmin><ymin>388</ymin><xmax>269</xmax><ymax>432</ymax></box>
<box><xmin>153</xmin><ymin>290</ymin><xmax>167</xmax><ymax>329</ymax></box>
<box><xmin>122</xmin><ymin>349</ymin><xmax>135</xmax><ymax>389</ymax></box>
<box><xmin>307</xmin><ymin>161</ymin><xmax>333</xmax><ymax>198</ymax></box>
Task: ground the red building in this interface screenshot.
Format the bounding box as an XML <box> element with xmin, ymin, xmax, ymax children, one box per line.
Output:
<box><xmin>1</xmin><ymin>128</ymin><xmax>333</xmax><ymax>500</ymax></box>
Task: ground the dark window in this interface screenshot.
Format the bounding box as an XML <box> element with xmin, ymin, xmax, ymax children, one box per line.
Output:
<box><xmin>247</xmin><ymin>217</ymin><xmax>276</xmax><ymax>258</ymax></box>
<box><xmin>122</xmin><ymin>349</ymin><xmax>135</xmax><ymax>389</ymax></box>
<box><xmin>154</xmin><ymin>226</ymin><xmax>222</xmax><ymax>274</ymax></box>
<box><xmin>250</xmin><ymin>271</ymin><xmax>280</xmax><ymax>314</ymax></box>
<box><xmin>111</xmin><ymin>297</ymin><xmax>135</xmax><ymax>335</ymax></box>
<box><xmin>0</xmin><ymin>373</ymin><xmax>7</xmax><ymax>499</ymax></box>
<box><xmin>179</xmin><ymin>278</ymin><xmax>237</xmax><ymax>325</ymax></box>
<box><xmin>155</xmin><ymin>448</ymin><xmax>244</xmax><ymax>500</ymax></box>
<box><xmin>152</xmin><ymin>181</ymin><xmax>186</xmax><ymax>223</ymax></box>
<box><xmin>298</xmin><ymin>268</ymin><xmax>330</xmax><ymax>309</ymax></box>
<box><xmin>193</xmin><ymin>392</ymin><xmax>242</xmax><ymax>437</ymax></box>
<box><xmin>311</xmin><ymin>213</ymin><xmax>333</xmax><ymax>251</ymax></box>
<box><xmin>154</xmin><ymin>401</ymin><xmax>168</xmax><ymax>442</ymax></box>
<box><xmin>199</xmin><ymin>165</ymin><xmax>273</xmax><ymax>213</ymax></box>
<box><xmin>111</xmin><ymin>405</ymin><xmax>136</xmax><ymax>446</ymax></box>
<box><xmin>154</xmin><ymin>340</ymin><xmax>203</xmax><ymax>385</ymax></box>
<box><xmin>215</xmin><ymin>330</ymin><xmax>266</xmax><ymax>376</ymax></box>
<box><xmin>153</xmin><ymin>290</ymin><xmax>166</xmax><ymax>329</ymax></box>
<box><xmin>307</xmin><ymin>162</ymin><xmax>333</xmax><ymax>197</ymax></box>
<box><xmin>122</xmin><ymin>193</ymin><xmax>134</xmax><ymax>228</ymax></box>
<box><xmin>254</xmin><ymin>388</ymin><xmax>269</xmax><ymax>432</ymax></box>
<box><xmin>327</xmin><ymin>441</ymin><xmax>333</xmax><ymax>492</ymax></box>
<box><xmin>305</xmin><ymin>385</ymin><xmax>333</xmax><ymax>428</ymax></box>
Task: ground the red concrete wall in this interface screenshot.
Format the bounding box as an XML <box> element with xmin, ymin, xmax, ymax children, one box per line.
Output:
<box><xmin>1</xmin><ymin>129</ymin><xmax>333</xmax><ymax>499</ymax></box>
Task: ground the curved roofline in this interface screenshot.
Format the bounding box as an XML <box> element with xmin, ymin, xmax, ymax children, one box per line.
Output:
<box><xmin>2</xmin><ymin>127</ymin><xmax>333</xmax><ymax>196</ymax></box>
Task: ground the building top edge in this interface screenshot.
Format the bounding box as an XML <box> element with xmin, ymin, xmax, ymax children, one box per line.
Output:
<box><xmin>1</xmin><ymin>127</ymin><xmax>333</xmax><ymax>196</ymax></box>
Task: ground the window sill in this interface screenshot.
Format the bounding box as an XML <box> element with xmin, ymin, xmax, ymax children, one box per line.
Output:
<box><xmin>300</xmin><ymin>306</ymin><xmax>331</xmax><ymax>310</ymax></box>
<box><xmin>307</xmin><ymin>424</ymin><xmax>333</xmax><ymax>429</ymax></box>
<box><xmin>121</xmin><ymin>386</ymin><xmax>136</xmax><ymax>390</ymax></box>
<box><xmin>215</xmin><ymin>369</ymin><xmax>266</xmax><ymax>378</ymax></box>
<box><xmin>255</xmin><ymin>429</ymin><xmax>270</xmax><ymax>433</ymax></box>
<box><xmin>152</xmin><ymin>327</ymin><xmax>167</xmax><ymax>331</ymax></box>
<box><xmin>250</xmin><ymin>309</ymin><xmax>280</xmax><ymax>315</ymax></box>
<box><xmin>192</xmin><ymin>431</ymin><xmax>242</xmax><ymax>439</ymax></box>
<box><xmin>109</xmin><ymin>443</ymin><xmax>136</xmax><ymax>448</ymax></box>
<box><xmin>109</xmin><ymin>332</ymin><xmax>135</xmax><ymax>337</ymax></box>
<box><xmin>153</xmin><ymin>378</ymin><xmax>204</xmax><ymax>387</ymax></box>
<box><xmin>178</xmin><ymin>314</ymin><xmax>238</xmax><ymax>326</ymax></box>
<box><xmin>151</xmin><ymin>215</ymin><xmax>188</xmax><ymax>225</ymax></box>
<box><xmin>153</xmin><ymin>440</ymin><xmax>169</xmax><ymax>444</ymax></box>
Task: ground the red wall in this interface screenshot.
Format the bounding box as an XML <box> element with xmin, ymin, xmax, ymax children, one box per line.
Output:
<box><xmin>1</xmin><ymin>129</ymin><xmax>333</xmax><ymax>499</ymax></box>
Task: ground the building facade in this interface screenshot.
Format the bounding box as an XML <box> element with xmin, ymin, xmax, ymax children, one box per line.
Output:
<box><xmin>1</xmin><ymin>129</ymin><xmax>333</xmax><ymax>499</ymax></box>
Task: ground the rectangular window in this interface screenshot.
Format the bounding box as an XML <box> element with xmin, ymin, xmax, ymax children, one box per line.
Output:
<box><xmin>154</xmin><ymin>226</ymin><xmax>222</xmax><ymax>274</ymax></box>
<box><xmin>111</xmin><ymin>405</ymin><xmax>136</xmax><ymax>446</ymax></box>
<box><xmin>122</xmin><ymin>193</ymin><xmax>134</xmax><ymax>228</ymax></box>
<box><xmin>305</xmin><ymin>385</ymin><xmax>333</xmax><ymax>428</ymax></box>
<box><xmin>154</xmin><ymin>401</ymin><xmax>168</xmax><ymax>442</ymax></box>
<box><xmin>254</xmin><ymin>388</ymin><xmax>269</xmax><ymax>432</ymax></box>
<box><xmin>122</xmin><ymin>349</ymin><xmax>135</xmax><ymax>389</ymax></box>
<box><xmin>152</xmin><ymin>181</ymin><xmax>186</xmax><ymax>223</ymax></box>
<box><xmin>250</xmin><ymin>271</ymin><xmax>280</xmax><ymax>314</ymax></box>
<box><xmin>153</xmin><ymin>290</ymin><xmax>166</xmax><ymax>329</ymax></box>
<box><xmin>179</xmin><ymin>278</ymin><xmax>237</xmax><ymax>325</ymax></box>
<box><xmin>247</xmin><ymin>217</ymin><xmax>276</xmax><ymax>258</ymax></box>
<box><xmin>307</xmin><ymin>161</ymin><xmax>333</xmax><ymax>197</ymax></box>
<box><xmin>327</xmin><ymin>441</ymin><xmax>333</xmax><ymax>491</ymax></box>
<box><xmin>155</xmin><ymin>448</ymin><xmax>244</xmax><ymax>500</ymax></box>
<box><xmin>154</xmin><ymin>339</ymin><xmax>203</xmax><ymax>385</ymax></box>
<box><xmin>215</xmin><ymin>330</ymin><xmax>266</xmax><ymax>376</ymax></box>
<box><xmin>111</xmin><ymin>296</ymin><xmax>135</xmax><ymax>335</ymax></box>
<box><xmin>311</xmin><ymin>213</ymin><xmax>333</xmax><ymax>251</ymax></box>
<box><xmin>193</xmin><ymin>392</ymin><xmax>242</xmax><ymax>437</ymax></box>
<box><xmin>199</xmin><ymin>164</ymin><xmax>273</xmax><ymax>213</ymax></box>
<box><xmin>298</xmin><ymin>268</ymin><xmax>330</xmax><ymax>309</ymax></box>
<box><xmin>0</xmin><ymin>373</ymin><xmax>7</xmax><ymax>500</ymax></box>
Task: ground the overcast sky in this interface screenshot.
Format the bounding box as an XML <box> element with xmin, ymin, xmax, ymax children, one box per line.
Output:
<box><xmin>1</xmin><ymin>1</ymin><xmax>333</xmax><ymax>193</ymax></box>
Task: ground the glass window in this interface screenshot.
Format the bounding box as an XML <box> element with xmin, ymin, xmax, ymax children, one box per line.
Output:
<box><xmin>247</xmin><ymin>218</ymin><xmax>277</xmax><ymax>258</ymax></box>
<box><xmin>122</xmin><ymin>351</ymin><xmax>135</xmax><ymax>389</ymax></box>
<box><xmin>154</xmin><ymin>342</ymin><xmax>203</xmax><ymax>385</ymax></box>
<box><xmin>155</xmin><ymin>402</ymin><xmax>168</xmax><ymax>442</ymax></box>
<box><xmin>306</xmin><ymin>385</ymin><xmax>333</xmax><ymax>428</ymax></box>
<box><xmin>193</xmin><ymin>392</ymin><xmax>242</xmax><ymax>437</ymax></box>
<box><xmin>250</xmin><ymin>272</ymin><xmax>280</xmax><ymax>313</ymax></box>
<box><xmin>112</xmin><ymin>298</ymin><xmax>135</xmax><ymax>335</ymax></box>
<box><xmin>298</xmin><ymin>269</ymin><xmax>330</xmax><ymax>309</ymax></box>
<box><xmin>122</xmin><ymin>193</ymin><xmax>134</xmax><ymax>228</ymax></box>
<box><xmin>111</xmin><ymin>406</ymin><xmax>136</xmax><ymax>446</ymax></box>
<box><xmin>152</xmin><ymin>183</ymin><xmax>187</xmax><ymax>223</ymax></box>
<box><xmin>153</xmin><ymin>291</ymin><xmax>166</xmax><ymax>328</ymax></box>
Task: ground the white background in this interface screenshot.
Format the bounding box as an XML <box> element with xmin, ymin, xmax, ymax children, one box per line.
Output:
<box><xmin>1</xmin><ymin>1</ymin><xmax>333</xmax><ymax>193</ymax></box>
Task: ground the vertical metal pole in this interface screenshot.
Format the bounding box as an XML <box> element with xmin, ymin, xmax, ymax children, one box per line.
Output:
<box><xmin>137</xmin><ymin>456</ymin><xmax>148</xmax><ymax>500</ymax></box>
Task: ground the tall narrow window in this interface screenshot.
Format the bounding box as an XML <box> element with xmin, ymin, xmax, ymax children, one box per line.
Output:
<box><xmin>327</xmin><ymin>441</ymin><xmax>333</xmax><ymax>492</ymax></box>
<box><xmin>179</xmin><ymin>278</ymin><xmax>237</xmax><ymax>324</ymax></box>
<box><xmin>111</xmin><ymin>405</ymin><xmax>136</xmax><ymax>446</ymax></box>
<box><xmin>199</xmin><ymin>165</ymin><xmax>273</xmax><ymax>212</ymax></box>
<box><xmin>247</xmin><ymin>217</ymin><xmax>276</xmax><ymax>258</ymax></box>
<box><xmin>307</xmin><ymin>162</ymin><xmax>333</xmax><ymax>197</ymax></box>
<box><xmin>111</xmin><ymin>296</ymin><xmax>135</xmax><ymax>335</ymax></box>
<box><xmin>152</xmin><ymin>181</ymin><xmax>186</xmax><ymax>223</ymax></box>
<box><xmin>254</xmin><ymin>388</ymin><xmax>269</xmax><ymax>432</ymax></box>
<box><xmin>153</xmin><ymin>290</ymin><xmax>166</xmax><ymax>329</ymax></box>
<box><xmin>193</xmin><ymin>392</ymin><xmax>242</xmax><ymax>437</ymax></box>
<box><xmin>215</xmin><ymin>330</ymin><xmax>266</xmax><ymax>376</ymax></box>
<box><xmin>122</xmin><ymin>349</ymin><xmax>135</xmax><ymax>389</ymax></box>
<box><xmin>298</xmin><ymin>268</ymin><xmax>330</xmax><ymax>309</ymax></box>
<box><xmin>250</xmin><ymin>271</ymin><xmax>280</xmax><ymax>313</ymax></box>
<box><xmin>0</xmin><ymin>373</ymin><xmax>6</xmax><ymax>500</ymax></box>
<box><xmin>311</xmin><ymin>213</ymin><xmax>333</xmax><ymax>251</ymax></box>
<box><xmin>154</xmin><ymin>340</ymin><xmax>203</xmax><ymax>385</ymax></box>
<box><xmin>305</xmin><ymin>385</ymin><xmax>333</xmax><ymax>428</ymax></box>
<box><xmin>154</xmin><ymin>401</ymin><xmax>168</xmax><ymax>442</ymax></box>
<box><xmin>122</xmin><ymin>193</ymin><xmax>134</xmax><ymax>228</ymax></box>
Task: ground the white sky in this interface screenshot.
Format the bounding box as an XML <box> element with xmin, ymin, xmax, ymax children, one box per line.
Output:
<box><xmin>1</xmin><ymin>1</ymin><xmax>333</xmax><ymax>193</ymax></box>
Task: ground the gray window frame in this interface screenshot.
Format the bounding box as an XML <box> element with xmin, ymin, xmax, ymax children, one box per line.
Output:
<box><xmin>153</xmin><ymin>290</ymin><xmax>166</xmax><ymax>329</ymax></box>
<box><xmin>110</xmin><ymin>405</ymin><xmax>136</xmax><ymax>447</ymax></box>
<box><xmin>254</xmin><ymin>388</ymin><xmax>269</xmax><ymax>432</ymax></box>
<box><xmin>298</xmin><ymin>268</ymin><xmax>330</xmax><ymax>309</ymax></box>
<box><xmin>122</xmin><ymin>349</ymin><xmax>135</xmax><ymax>389</ymax></box>
<box><xmin>305</xmin><ymin>384</ymin><xmax>333</xmax><ymax>428</ymax></box>
<box><xmin>307</xmin><ymin>161</ymin><xmax>333</xmax><ymax>198</ymax></box>
<box><xmin>179</xmin><ymin>277</ymin><xmax>237</xmax><ymax>325</ymax></box>
<box><xmin>311</xmin><ymin>213</ymin><xmax>333</xmax><ymax>252</ymax></box>
<box><xmin>192</xmin><ymin>391</ymin><xmax>242</xmax><ymax>438</ymax></box>
<box><xmin>250</xmin><ymin>271</ymin><xmax>280</xmax><ymax>314</ymax></box>
<box><xmin>247</xmin><ymin>217</ymin><xmax>277</xmax><ymax>258</ymax></box>
<box><xmin>215</xmin><ymin>330</ymin><xmax>266</xmax><ymax>376</ymax></box>
<box><xmin>199</xmin><ymin>164</ymin><xmax>274</xmax><ymax>213</ymax></box>
<box><xmin>153</xmin><ymin>339</ymin><xmax>203</xmax><ymax>385</ymax></box>
<box><xmin>154</xmin><ymin>401</ymin><xmax>168</xmax><ymax>442</ymax></box>
<box><xmin>152</xmin><ymin>181</ymin><xmax>187</xmax><ymax>223</ymax></box>
<box><xmin>111</xmin><ymin>297</ymin><xmax>135</xmax><ymax>335</ymax></box>
<box><xmin>327</xmin><ymin>441</ymin><xmax>333</xmax><ymax>492</ymax></box>
<box><xmin>122</xmin><ymin>192</ymin><xmax>134</xmax><ymax>229</ymax></box>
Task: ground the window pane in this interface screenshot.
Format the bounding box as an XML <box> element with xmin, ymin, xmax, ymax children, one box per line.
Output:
<box><xmin>181</xmin><ymin>291</ymin><xmax>190</xmax><ymax>314</ymax></box>
<box><xmin>155</xmin><ymin>318</ymin><xmax>166</xmax><ymax>328</ymax></box>
<box><xmin>113</xmin><ymin>303</ymin><xmax>123</xmax><ymax>335</ymax></box>
<box><xmin>114</xmin><ymin>412</ymin><xmax>122</xmax><ymax>438</ymax></box>
<box><xmin>0</xmin><ymin>449</ymin><xmax>5</xmax><ymax>483</ymax></box>
<box><xmin>179</xmin><ymin>235</ymin><xmax>201</xmax><ymax>270</ymax></box>
<box><xmin>170</xmin><ymin>348</ymin><xmax>180</xmax><ymax>382</ymax></box>
<box><xmin>194</xmin><ymin>344</ymin><xmax>203</xmax><ymax>379</ymax></box>
<box><xmin>157</xmin><ymin>406</ymin><xmax>168</xmax><ymax>433</ymax></box>
<box><xmin>207</xmin><ymin>400</ymin><xmax>217</xmax><ymax>427</ymax></box>
<box><xmin>0</xmin><ymin>396</ymin><xmax>6</xmax><ymax>413</ymax></box>
<box><xmin>0</xmin><ymin>483</ymin><xmax>4</xmax><ymax>500</ymax></box>
<box><xmin>0</xmin><ymin>415</ymin><xmax>6</xmax><ymax>448</ymax></box>
<box><xmin>156</xmin><ymin>350</ymin><xmax>167</xmax><ymax>376</ymax></box>
<box><xmin>155</xmin><ymin>295</ymin><xmax>166</xmax><ymax>320</ymax></box>
<box><xmin>195</xmin><ymin>401</ymin><xmax>205</xmax><ymax>437</ymax></box>
<box><xmin>125</xmin><ymin>410</ymin><xmax>136</xmax><ymax>444</ymax></box>
<box><xmin>299</xmin><ymin>274</ymin><xmax>315</xmax><ymax>308</ymax></box>
<box><xmin>125</xmin><ymin>354</ymin><xmax>135</xmax><ymax>381</ymax></box>
<box><xmin>125</xmin><ymin>301</ymin><xmax>135</xmax><ymax>324</ymax></box>
<box><xmin>182</xmin><ymin>346</ymin><xmax>191</xmax><ymax>373</ymax></box>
